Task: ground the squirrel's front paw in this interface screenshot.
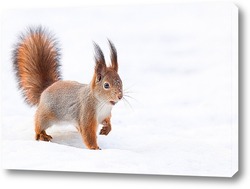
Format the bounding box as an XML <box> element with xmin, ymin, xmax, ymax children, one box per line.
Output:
<box><xmin>99</xmin><ymin>125</ymin><xmax>111</xmax><ymax>135</ymax></box>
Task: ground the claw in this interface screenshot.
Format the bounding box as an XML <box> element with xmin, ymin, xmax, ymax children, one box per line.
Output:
<box><xmin>35</xmin><ymin>131</ymin><xmax>53</xmax><ymax>141</ymax></box>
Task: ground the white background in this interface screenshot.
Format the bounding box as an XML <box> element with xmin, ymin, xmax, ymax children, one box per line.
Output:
<box><xmin>0</xmin><ymin>0</ymin><xmax>248</xmax><ymax>188</ymax></box>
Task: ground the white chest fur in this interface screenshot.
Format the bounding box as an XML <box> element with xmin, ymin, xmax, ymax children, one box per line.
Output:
<box><xmin>96</xmin><ymin>102</ymin><xmax>112</xmax><ymax>124</ymax></box>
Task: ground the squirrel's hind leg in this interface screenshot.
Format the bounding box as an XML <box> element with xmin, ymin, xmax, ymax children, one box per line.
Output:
<box><xmin>34</xmin><ymin>107</ymin><xmax>54</xmax><ymax>142</ymax></box>
<box><xmin>35</xmin><ymin>130</ymin><xmax>52</xmax><ymax>141</ymax></box>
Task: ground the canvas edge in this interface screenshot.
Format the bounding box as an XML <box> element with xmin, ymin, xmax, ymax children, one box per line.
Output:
<box><xmin>230</xmin><ymin>3</ymin><xmax>239</xmax><ymax>177</ymax></box>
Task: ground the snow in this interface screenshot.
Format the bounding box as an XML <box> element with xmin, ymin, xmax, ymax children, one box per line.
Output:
<box><xmin>1</xmin><ymin>2</ymin><xmax>238</xmax><ymax>177</ymax></box>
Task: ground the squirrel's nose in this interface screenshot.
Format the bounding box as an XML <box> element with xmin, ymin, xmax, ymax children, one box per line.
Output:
<box><xmin>118</xmin><ymin>92</ymin><xmax>123</xmax><ymax>100</ymax></box>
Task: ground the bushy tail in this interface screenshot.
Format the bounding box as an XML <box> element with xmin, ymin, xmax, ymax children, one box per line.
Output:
<box><xmin>12</xmin><ymin>26</ymin><xmax>61</xmax><ymax>106</ymax></box>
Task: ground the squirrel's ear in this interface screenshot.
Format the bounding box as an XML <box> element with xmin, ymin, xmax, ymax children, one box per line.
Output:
<box><xmin>93</xmin><ymin>42</ymin><xmax>106</xmax><ymax>76</ymax></box>
<box><xmin>108</xmin><ymin>39</ymin><xmax>118</xmax><ymax>72</ymax></box>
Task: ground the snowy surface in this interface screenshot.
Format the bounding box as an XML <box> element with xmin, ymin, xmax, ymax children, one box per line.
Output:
<box><xmin>1</xmin><ymin>3</ymin><xmax>238</xmax><ymax>177</ymax></box>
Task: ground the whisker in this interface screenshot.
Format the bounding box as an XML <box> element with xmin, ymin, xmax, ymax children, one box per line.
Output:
<box><xmin>123</xmin><ymin>84</ymin><xmax>135</xmax><ymax>92</ymax></box>
<box><xmin>123</xmin><ymin>89</ymin><xmax>134</xmax><ymax>93</ymax></box>
<box><xmin>123</xmin><ymin>94</ymin><xmax>137</xmax><ymax>102</ymax></box>
<box><xmin>96</xmin><ymin>99</ymin><xmax>108</xmax><ymax>116</ymax></box>
<box><xmin>122</xmin><ymin>96</ymin><xmax>134</xmax><ymax>110</ymax></box>
<box><xmin>123</xmin><ymin>90</ymin><xmax>136</xmax><ymax>95</ymax></box>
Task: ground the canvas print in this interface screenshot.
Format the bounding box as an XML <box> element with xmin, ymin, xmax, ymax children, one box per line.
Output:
<box><xmin>1</xmin><ymin>2</ymin><xmax>238</xmax><ymax>177</ymax></box>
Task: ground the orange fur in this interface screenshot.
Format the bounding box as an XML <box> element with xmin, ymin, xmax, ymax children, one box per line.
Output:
<box><xmin>79</xmin><ymin>119</ymin><xmax>100</xmax><ymax>150</ymax></box>
<box><xmin>100</xmin><ymin>116</ymin><xmax>112</xmax><ymax>135</ymax></box>
<box><xmin>35</xmin><ymin>106</ymin><xmax>56</xmax><ymax>141</ymax></box>
<box><xmin>13</xmin><ymin>27</ymin><xmax>61</xmax><ymax>106</ymax></box>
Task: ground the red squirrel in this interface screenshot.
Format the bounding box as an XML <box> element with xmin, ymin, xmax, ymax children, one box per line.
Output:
<box><xmin>12</xmin><ymin>27</ymin><xmax>123</xmax><ymax>150</ymax></box>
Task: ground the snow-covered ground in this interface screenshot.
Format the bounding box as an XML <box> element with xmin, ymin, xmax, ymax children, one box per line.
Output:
<box><xmin>1</xmin><ymin>3</ymin><xmax>238</xmax><ymax>177</ymax></box>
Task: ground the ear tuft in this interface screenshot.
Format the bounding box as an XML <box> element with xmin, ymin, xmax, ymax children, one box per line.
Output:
<box><xmin>108</xmin><ymin>39</ymin><xmax>118</xmax><ymax>72</ymax></box>
<box><xmin>93</xmin><ymin>41</ymin><xmax>106</xmax><ymax>65</ymax></box>
<box><xmin>93</xmin><ymin>41</ymin><xmax>106</xmax><ymax>75</ymax></box>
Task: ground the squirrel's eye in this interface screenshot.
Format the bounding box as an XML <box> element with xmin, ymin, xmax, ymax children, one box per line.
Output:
<box><xmin>104</xmin><ymin>82</ymin><xmax>110</xmax><ymax>89</ymax></box>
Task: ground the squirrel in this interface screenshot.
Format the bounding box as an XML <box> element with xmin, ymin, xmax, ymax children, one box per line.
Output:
<box><xmin>12</xmin><ymin>27</ymin><xmax>123</xmax><ymax>150</ymax></box>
